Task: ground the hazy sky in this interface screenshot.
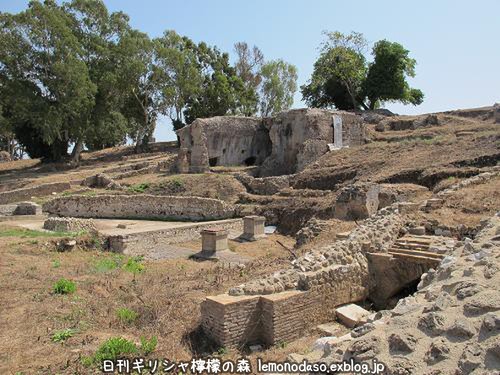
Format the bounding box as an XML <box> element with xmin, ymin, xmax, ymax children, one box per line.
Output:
<box><xmin>2</xmin><ymin>0</ymin><xmax>499</xmax><ymax>141</ymax></box>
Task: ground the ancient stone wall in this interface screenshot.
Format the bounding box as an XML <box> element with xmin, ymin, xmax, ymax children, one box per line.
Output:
<box><xmin>201</xmin><ymin>204</ymin><xmax>406</xmax><ymax>348</ymax></box>
<box><xmin>0</xmin><ymin>182</ymin><xmax>71</xmax><ymax>204</ymax></box>
<box><xmin>235</xmin><ymin>174</ymin><xmax>291</xmax><ymax>195</ymax></box>
<box><xmin>260</xmin><ymin>109</ymin><xmax>364</xmax><ymax>176</ymax></box>
<box><xmin>109</xmin><ymin>218</ymin><xmax>243</xmax><ymax>255</ymax></box>
<box><xmin>176</xmin><ymin>109</ymin><xmax>364</xmax><ymax>176</ymax></box>
<box><xmin>43</xmin><ymin>195</ymin><xmax>237</xmax><ymax>221</ymax></box>
<box><xmin>43</xmin><ymin>217</ymin><xmax>97</xmax><ymax>233</ymax></box>
<box><xmin>176</xmin><ymin>116</ymin><xmax>271</xmax><ymax>173</ymax></box>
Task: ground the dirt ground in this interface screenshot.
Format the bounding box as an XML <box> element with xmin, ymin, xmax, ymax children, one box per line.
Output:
<box><xmin>0</xmin><ymin>227</ymin><xmax>308</xmax><ymax>374</ymax></box>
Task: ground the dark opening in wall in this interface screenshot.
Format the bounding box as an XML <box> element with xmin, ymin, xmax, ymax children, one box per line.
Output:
<box><xmin>244</xmin><ymin>156</ymin><xmax>256</xmax><ymax>166</ymax></box>
<box><xmin>209</xmin><ymin>157</ymin><xmax>218</xmax><ymax>167</ymax></box>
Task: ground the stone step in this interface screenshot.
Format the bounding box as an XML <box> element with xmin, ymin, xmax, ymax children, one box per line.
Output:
<box><xmin>392</xmin><ymin>243</ymin><xmax>431</xmax><ymax>251</ymax></box>
<box><xmin>388</xmin><ymin>247</ymin><xmax>444</xmax><ymax>259</ymax></box>
<box><xmin>388</xmin><ymin>252</ymin><xmax>442</xmax><ymax>264</ymax></box>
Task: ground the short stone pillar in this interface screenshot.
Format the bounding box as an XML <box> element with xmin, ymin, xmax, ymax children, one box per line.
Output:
<box><xmin>241</xmin><ymin>216</ymin><xmax>266</xmax><ymax>241</ymax></box>
<box><xmin>199</xmin><ymin>228</ymin><xmax>228</xmax><ymax>258</ymax></box>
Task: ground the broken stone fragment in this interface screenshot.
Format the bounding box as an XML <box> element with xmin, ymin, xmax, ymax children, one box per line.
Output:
<box><xmin>418</xmin><ymin>312</ymin><xmax>446</xmax><ymax>336</ymax></box>
<box><xmin>425</xmin><ymin>338</ymin><xmax>450</xmax><ymax>363</ymax></box>
<box><xmin>344</xmin><ymin>336</ymin><xmax>381</xmax><ymax>362</ymax></box>
<box><xmin>447</xmin><ymin>318</ymin><xmax>477</xmax><ymax>340</ymax></box>
<box><xmin>388</xmin><ymin>333</ymin><xmax>417</xmax><ymax>354</ymax></box>
<box><xmin>457</xmin><ymin>343</ymin><xmax>483</xmax><ymax>374</ymax></box>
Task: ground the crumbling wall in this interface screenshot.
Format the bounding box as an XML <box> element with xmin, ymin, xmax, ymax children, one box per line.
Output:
<box><xmin>235</xmin><ymin>174</ymin><xmax>291</xmax><ymax>195</ymax></box>
<box><xmin>0</xmin><ymin>182</ymin><xmax>71</xmax><ymax>204</ymax></box>
<box><xmin>176</xmin><ymin>116</ymin><xmax>271</xmax><ymax>173</ymax></box>
<box><xmin>201</xmin><ymin>204</ymin><xmax>406</xmax><ymax>348</ymax></box>
<box><xmin>43</xmin><ymin>217</ymin><xmax>97</xmax><ymax>233</ymax></box>
<box><xmin>260</xmin><ymin>109</ymin><xmax>364</xmax><ymax>176</ymax></box>
<box><xmin>43</xmin><ymin>194</ymin><xmax>237</xmax><ymax>221</ymax></box>
<box><xmin>177</xmin><ymin>109</ymin><xmax>364</xmax><ymax>175</ymax></box>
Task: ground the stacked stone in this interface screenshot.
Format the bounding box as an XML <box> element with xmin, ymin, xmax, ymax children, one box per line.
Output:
<box><xmin>229</xmin><ymin>204</ymin><xmax>405</xmax><ymax>296</ymax></box>
<box><xmin>438</xmin><ymin>170</ymin><xmax>500</xmax><ymax>197</ymax></box>
<box><xmin>43</xmin><ymin>217</ymin><xmax>97</xmax><ymax>233</ymax></box>
<box><xmin>298</xmin><ymin>213</ymin><xmax>500</xmax><ymax>374</ymax></box>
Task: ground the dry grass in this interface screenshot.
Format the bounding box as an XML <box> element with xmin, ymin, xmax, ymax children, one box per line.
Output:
<box><xmin>0</xmin><ymin>227</ymin><xmax>299</xmax><ymax>374</ymax></box>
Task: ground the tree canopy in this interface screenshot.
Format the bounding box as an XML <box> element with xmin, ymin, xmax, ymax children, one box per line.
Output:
<box><xmin>301</xmin><ymin>31</ymin><xmax>423</xmax><ymax>111</ymax></box>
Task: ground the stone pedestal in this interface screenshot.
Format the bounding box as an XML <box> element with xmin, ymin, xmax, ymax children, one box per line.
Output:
<box><xmin>241</xmin><ymin>216</ymin><xmax>266</xmax><ymax>241</ymax></box>
<box><xmin>195</xmin><ymin>228</ymin><xmax>229</xmax><ymax>259</ymax></box>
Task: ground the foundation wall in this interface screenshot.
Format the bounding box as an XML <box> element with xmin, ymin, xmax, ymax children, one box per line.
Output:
<box><xmin>0</xmin><ymin>182</ymin><xmax>71</xmax><ymax>204</ymax></box>
<box><xmin>108</xmin><ymin>219</ymin><xmax>243</xmax><ymax>254</ymax></box>
<box><xmin>43</xmin><ymin>195</ymin><xmax>237</xmax><ymax>221</ymax></box>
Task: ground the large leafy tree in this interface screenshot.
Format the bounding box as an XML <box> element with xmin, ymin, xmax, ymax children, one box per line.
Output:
<box><xmin>63</xmin><ymin>0</ymin><xmax>133</xmax><ymax>155</ymax></box>
<box><xmin>119</xmin><ymin>31</ymin><xmax>168</xmax><ymax>152</ymax></box>
<box><xmin>364</xmin><ymin>40</ymin><xmax>423</xmax><ymax>109</ymax></box>
<box><xmin>184</xmin><ymin>43</ymin><xmax>246</xmax><ymax>124</ymax></box>
<box><xmin>302</xmin><ymin>31</ymin><xmax>423</xmax><ymax>111</ymax></box>
<box><xmin>233</xmin><ymin>42</ymin><xmax>264</xmax><ymax>116</ymax></box>
<box><xmin>0</xmin><ymin>0</ymin><xmax>96</xmax><ymax>161</ymax></box>
<box><xmin>259</xmin><ymin>59</ymin><xmax>298</xmax><ymax>117</ymax></box>
<box><xmin>156</xmin><ymin>31</ymin><xmax>202</xmax><ymax>132</ymax></box>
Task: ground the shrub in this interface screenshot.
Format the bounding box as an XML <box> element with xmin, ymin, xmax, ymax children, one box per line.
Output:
<box><xmin>116</xmin><ymin>308</ymin><xmax>138</xmax><ymax>324</ymax></box>
<box><xmin>123</xmin><ymin>257</ymin><xmax>145</xmax><ymax>281</ymax></box>
<box><xmin>52</xmin><ymin>259</ymin><xmax>61</xmax><ymax>268</ymax></box>
<box><xmin>93</xmin><ymin>337</ymin><xmax>138</xmax><ymax>363</ymax></box>
<box><xmin>51</xmin><ymin>328</ymin><xmax>76</xmax><ymax>343</ymax></box>
<box><xmin>93</xmin><ymin>255</ymin><xmax>123</xmax><ymax>273</ymax></box>
<box><xmin>140</xmin><ymin>336</ymin><xmax>158</xmax><ymax>355</ymax></box>
<box><xmin>53</xmin><ymin>278</ymin><xmax>76</xmax><ymax>295</ymax></box>
<box><xmin>127</xmin><ymin>183</ymin><xmax>149</xmax><ymax>193</ymax></box>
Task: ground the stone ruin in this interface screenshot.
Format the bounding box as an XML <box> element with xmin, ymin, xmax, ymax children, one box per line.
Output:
<box><xmin>199</xmin><ymin>203</ymin><xmax>456</xmax><ymax>349</ymax></box>
<box><xmin>176</xmin><ymin>108</ymin><xmax>365</xmax><ymax>176</ymax></box>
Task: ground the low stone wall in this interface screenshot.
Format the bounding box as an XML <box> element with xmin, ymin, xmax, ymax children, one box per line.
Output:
<box><xmin>0</xmin><ymin>182</ymin><xmax>71</xmax><ymax>204</ymax></box>
<box><xmin>43</xmin><ymin>217</ymin><xmax>97</xmax><ymax>233</ymax></box>
<box><xmin>235</xmin><ymin>174</ymin><xmax>290</xmax><ymax>195</ymax></box>
<box><xmin>108</xmin><ymin>218</ymin><xmax>243</xmax><ymax>255</ymax></box>
<box><xmin>43</xmin><ymin>194</ymin><xmax>237</xmax><ymax>221</ymax></box>
<box><xmin>201</xmin><ymin>204</ymin><xmax>406</xmax><ymax>348</ymax></box>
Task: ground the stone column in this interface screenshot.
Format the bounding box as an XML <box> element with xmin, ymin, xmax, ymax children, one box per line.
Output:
<box><xmin>241</xmin><ymin>216</ymin><xmax>266</xmax><ymax>241</ymax></box>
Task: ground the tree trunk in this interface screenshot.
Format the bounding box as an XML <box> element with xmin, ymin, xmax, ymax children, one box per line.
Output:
<box><xmin>71</xmin><ymin>138</ymin><xmax>83</xmax><ymax>164</ymax></box>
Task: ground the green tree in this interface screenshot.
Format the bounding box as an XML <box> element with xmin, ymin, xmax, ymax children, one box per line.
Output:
<box><xmin>233</xmin><ymin>42</ymin><xmax>264</xmax><ymax>116</ymax></box>
<box><xmin>155</xmin><ymin>30</ymin><xmax>202</xmax><ymax>132</ymax></box>
<box><xmin>63</xmin><ymin>0</ymin><xmax>134</xmax><ymax>155</ymax></box>
<box><xmin>364</xmin><ymin>40</ymin><xmax>424</xmax><ymax>109</ymax></box>
<box><xmin>301</xmin><ymin>31</ymin><xmax>368</xmax><ymax>110</ymax></box>
<box><xmin>301</xmin><ymin>31</ymin><xmax>423</xmax><ymax>111</ymax></box>
<box><xmin>259</xmin><ymin>59</ymin><xmax>298</xmax><ymax>117</ymax></box>
<box><xmin>184</xmin><ymin>43</ymin><xmax>246</xmax><ymax>124</ymax></box>
<box><xmin>0</xmin><ymin>0</ymin><xmax>97</xmax><ymax>161</ymax></box>
<box><xmin>120</xmin><ymin>31</ymin><xmax>168</xmax><ymax>152</ymax></box>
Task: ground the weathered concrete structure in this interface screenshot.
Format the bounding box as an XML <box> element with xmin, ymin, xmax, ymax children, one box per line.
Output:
<box><xmin>176</xmin><ymin>116</ymin><xmax>271</xmax><ymax>173</ymax></box>
<box><xmin>43</xmin><ymin>217</ymin><xmax>97</xmax><ymax>233</ymax></box>
<box><xmin>43</xmin><ymin>195</ymin><xmax>237</xmax><ymax>221</ymax></box>
<box><xmin>176</xmin><ymin>108</ymin><xmax>364</xmax><ymax>176</ymax></box>
<box><xmin>241</xmin><ymin>215</ymin><xmax>266</xmax><ymax>241</ymax></box>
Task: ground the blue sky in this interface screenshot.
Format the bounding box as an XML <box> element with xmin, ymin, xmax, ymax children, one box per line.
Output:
<box><xmin>2</xmin><ymin>0</ymin><xmax>499</xmax><ymax>141</ymax></box>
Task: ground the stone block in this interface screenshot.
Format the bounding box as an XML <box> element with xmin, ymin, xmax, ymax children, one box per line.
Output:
<box><xmin>398</xmin><ymin>202</ymin><xmax>419</xmax><ymax>214</ymax></box>
<box><xmin>336</xmin><ymin>304</ymin><xmax>371</xmax><ymax>328</ymax></box>
<box><xmin>199</xmin><ymin>228</ymin><xmax>228</xmax><ymax>258</ymax></box>
<box><xmin>14</xmin><ymin>201</ymin><xmax>42</xmax><ymax>215</ymax></box>
<box><xmin>409</xmin><ymin>226</ymin><xmax>426</xmax><ymax>235</ymax></box>
<box><xmin>241</xmin><ymin>215</ymin><xmax>266</xmax><ymax>241</ymax></box>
